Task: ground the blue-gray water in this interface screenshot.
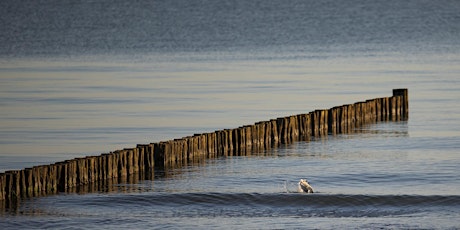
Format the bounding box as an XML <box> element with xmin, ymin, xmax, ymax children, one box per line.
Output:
<box><xmin>1</xmin><ymin>0</ymin><xmax>460</xmax><ymax>229</ymax></box>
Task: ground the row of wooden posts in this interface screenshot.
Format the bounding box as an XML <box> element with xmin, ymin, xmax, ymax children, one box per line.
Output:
<box><xmin>0</xmin><ymin>89</ymin><xmax>408</xmax><ymax>202</ymax></box>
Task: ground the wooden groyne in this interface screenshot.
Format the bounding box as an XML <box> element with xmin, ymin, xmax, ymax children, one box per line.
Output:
<box><xmin>0</xmin><ymin>89</ymin><xmax>408</xmax><ymax>203</ymax></box>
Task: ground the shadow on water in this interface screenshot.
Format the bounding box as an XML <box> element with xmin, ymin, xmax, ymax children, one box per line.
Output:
<box><xmin>0</xmin><ymin>121</ymin><xmax>409</xmax><ymax>215</ymax></box>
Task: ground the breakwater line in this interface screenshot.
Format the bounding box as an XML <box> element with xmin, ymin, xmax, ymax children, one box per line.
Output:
<box><xmin>0</xmin><ymin>89</ymin><xmax>408</xmax><ymax>204</ymax></box>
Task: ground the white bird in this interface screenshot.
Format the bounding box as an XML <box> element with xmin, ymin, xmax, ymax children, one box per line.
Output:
<box><xmin>298</xmin><ymin>179</ymin><xmax>314</xmax><ymax>193</ymax></box>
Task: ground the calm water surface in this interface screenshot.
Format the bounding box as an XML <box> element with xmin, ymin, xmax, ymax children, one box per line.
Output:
<box><xmin>1</xmin><ymin>0</ymin><xmax>460</xmax><ymax>229</ymax></box>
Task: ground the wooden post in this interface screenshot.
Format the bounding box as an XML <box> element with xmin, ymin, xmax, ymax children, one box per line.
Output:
<box><xmin>104</xmin><ymin>153</ymin><xmax>118</xmax><ymax>178</ymax></box>
<box><xmin>56</xmin><ymin>162</ymin><xmax>66</xmax><ymax>192</ymax></box>
<box><xmin>0</xmin><ymin>173</ymin><xmax>5</xmax><ymax>200</ymax></box>
<box><xmin>277</xmin><ymin>117</ymin><xmax>287</xmax><ymax>143</ymax></box>
<box><xmin>40</xmin><ymin>165</ymin><xmax>50</xmax><ymax>193</ymax></box>
<box><xmin>269</xmin><ymin>119</ymin><xmax>279</xmax><ymax>147</ymax></box>
<box><xmin>328</xmin><ymin>107</ymin><xmax>337</xmax><ymax>135</ymax></box>
<box><xmin>396</xmin><ymin>95</ymin><xmax>402</xmax><ymax>120</ymax></box>
<box><xmin>366</xmin><ymin>99</ymin><xmax>375</xmax><ymax>123</ymax></box>
<box><xmin>47</xmin><ymin>164</ymin><xmax>57</xmax><ymax>194</ymax></box>
<box><xmin>297</xmin><ymin>113</ymin><xmax>311</xmax><ymax>139</ymax></box>
<box><xmin>321</xmin><ymin>110</ymin><xmax>328</xmax><ymax>135</ymax></box>
<box><xmin>5</xmin><ymin>171</ymin><xmax>20</xmax><ymax>199</ymax></box>
<box><xmin>311</xmin><ymin>111</ymin><xmax>319</xmax><ymax>137</ymax></box>
<box><xmin>154</xmin><ymin>142</ymin><xmax>165</xmax><ymax>168</ymax></box>
<box><xmin>349</xmin><ymin>104</ymin><xmax>355</xmax><ymax>132</ymax></box>
<box><xmin>23</xmin><ymin>168</ymin><xmax>33</xmax><ymax>197</ymax></box>
<box><xmin>143</xmin><ymin>144</ymin><xmax>154</xmax><ymax>169</ymax></box>
<box><xmin>375</xmin><ymin>98</ymin><xmax>382</xmax><ymax>121</ymax></box>
<box><xmin>206</xmin><ymin>133</ymin><xmax>216</xmax><ymax>158</ymax></box>
<box><xmin>382</xmin><ymin>97</ymin><xmax>389</xmax><ymax>121</ymax></box>
<box><xmin>238</xmin><ymin>127</ymin><xmax>246</xmax><ymax>155</ymax></box>
<box><xmin>393</xmin><ymin>88</ymin><xmax>408</xmax><ymax>119</ymax></box>
<box><xmin>225</xmin><ymin>130</ymin><xmax>233</xmax><ymax>156</ymax></box>
<box><xmin>85</xmin><ymin>157</ymin><xmax>93</xmax><ymax>183</ymax></box>
<box><xmin>353</xmin><ymin>102</ymin><xmax>361</xmax><ymax>128</ymax></box>
<box><xmin>222</xmin><ymin>131</ymin><xmax>230</xmax><ymax>156</ymax></box>
<box><xmin>253</xmin><ymin>123</ymin><xmax>261</xmax><ymax>152</ymax></box>
<box><xmin>230</xmin><ymin>129</ymin><xmax>238</xmax><ymax>156</ymax></box>
<box><xmin>97</xmin><ymin>155</ymin><xmax>105</xmax><ymax>181</ymax></box>
<box><xmin>117</xmin><ymin>150</ymin><xmax>127</xmax><ymax>178</ymax></box>
<box><xmin>251</xmin><ymin>124</ymin><xmax>259</xmax><ymax>151</ymax></box>
<box><xmin>244</xmin><ymin>126</ymin><xmax>252</xmax><ymax>153</ymax></box>
<box><xmin>136</xmin><ymin>146</ymin><xmax>144</xmax><ymax>173</ymax></box>
<box><xmin>132</xmin><ymin>148</ymin><xmax>139</xmax><ymax>174</ymax></box>
<box><xmin>32</xmin><ymin>166</ymin><xmax>42</xmax><ymax>195</ymax></box>
<box><xmin>263</xmin><ymin>121</ymin><xmax>272</xmax><ymax>149</ymax></box>
<box><xmin>389</xmin><ymin>96</ymin><xmax>397</xmax><ymax>121</ymax></box>
<box><xmin>111</xmin><ymin>152</ymin><xmax>119</xmax><ymax>179</ymax></box>
<box><xmin>287</xmin><ymin>115</ymin><xmax>299</xmax><ymax>142</ymax></box>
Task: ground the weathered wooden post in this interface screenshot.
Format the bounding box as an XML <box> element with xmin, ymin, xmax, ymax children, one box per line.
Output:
<box><xmin>222</xmin><ymin>130</ymin><xmax>229</xmax><ymax>156</ymax></box>
<box><xmin>311</xmin><ymin>111</ymin><xmax>319</xmax><ymax>137</ymax></box>
<box><xmin>5</xmin><ymin>171</ymin><xmax>20</xmax><ymax>199</ymax></box>
<box><xmin>23</xmin><ymin>168</ymin><xmax>33</xmax><ymax>197</ymax></box>
<box><xmin>287</xmin><ymin>115</ymin><xmax>299</xmax><ymax>142</ymax></box>
<box><xmin>312</xmin><ymin>110</ymin><xmax>328</xmax><ymax>137</ymax></box>
<box><xmin>253</xmin><ymin>123</ymin><xmax>262</xmax><ymax>151</ymax></box>
<box><xmin>153</xmin><ymin>142</ymin><xmax>165</xmax><ymax>168</ymax></box>
<box><xmin>206</xmin><ymin>132</ymin><xmax>216</xmax><ymax>158</ymax></box>
<box><xmin>321</xmin><ymin>110</ymin><xmax>329</xmax><ymax>136</ymax></box>
<box><xmin>131</xmin><ymin>148</ymin><xmax>139</xmax><ymax>175</ymax></box>
<box><xmin>328</xmin><ymin>107</ymin><xmax>337</xmax><ymax>135</ymax></box>
<box><xmin>269</xmin><ymin>119</ymin><xmax>279</xmax><ymax>147</ymax></box>
<box><xmin>190</xmin><ymin>136</ymin><xmax>198</xmax><ymax>159</ymax></box>
<box><xmin>297</xmin><ymin>113</ymin><xmax>311</xmax><ymax>139</ymax></box>
<box><xmin>225</xmin><ymin>130</ymin><xmax>233</xmax><ymax>156</ymax></box>
<box><xmin>366</xmin><ymin>99</ymin><xmax>376</xmax><ymax>123</ymax></box>
<box><xmin>230</xmin><ymin>129</ymin><xmax>238</xmax><ymax>156</ymax></box>
<box><xmin>244</xmin><ymin>125</ymin><xmax>253</xmax><ymax>154</ymax></box>
<box><xmin>56</xmin><ymin>162</ymin><xmax>66</xmax><ymax>192</ymax></box>
<box><xmin>393</xmin><ymin>88</ymin><xmax>408</xmax><ymax>119</ymax></box>
<box><xmin>0</xmin><ymin>173</ymin><xmax>5</xmax><ymax>200</ymax></box>
<box><xmin>276</xmin><ymin>117</ymin><xmax>286</xmax><ymax>143</ymax></box>
<box><xmin>18</xmin><ymin>170</ymin><xmax>26</xmax><ymax>198</ymax></box>
<box><xmin>349</xmin><ymin>104</ymin><xmax>356</xmax><ymax>132</ymax></box>
<box><xmin>117</xmin><ymin>150</ymin><xmax>127</xmax><ymax>178</ymax></box>
<box><xmin>166</xmin><ymin>141</ymin><xmax>176</xmax><ymax>166</ymax></box>
<box><xmin>85</xmin><ymin>157</ymin><xmax>94</xmax><ymax>183</ymax></box>
<box><xmin>251</xmin><ymin>124</ymin><xmax>259</xmax><ymax>151</ymax></box>
<box><xmin>47</xmin><ymin>164</ymin><xmax>58</xmax><ymax>194</ymax></box>
<box><xmin>32</xmin><ymin>166</ymin><xmax>43</xmax><ymax>195</ymax></box>
<box><xmin>138</xmin><ymin>143</ymin><xmax>155</xmax><ymax>169</ymax></box>
<box><xmin>263</xmin><ymin>121</ymin><xmax>272</xmax><ymax>149</ymax></box>
<box><xmin>110</xmin><ymin>152</ymin><xmax>119</xmax><ymax>179</ymax></box>
<box><xmin>40</xmin><ymin>165</ymin><xmax>50</xmax><ymax>193</ymax></box>
<box><xmin>389</xmin><ymin>95</ymin><xmax>397</xmax><ymax>121</ymax></box>
<box><xmin>99</xmin><ymin>154</ymin><xmax>107</xmax><ymax>181</ymax></box>
<box><xmin>354</xmin><ymin>102</ymin><xmax>362</xmax><ymax>127</ymax></box>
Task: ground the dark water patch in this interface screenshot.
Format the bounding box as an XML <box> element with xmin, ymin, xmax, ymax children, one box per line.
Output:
<box><xmin>2</xmin><ymin>0</ymin><xmax>459</xmax><ymax>57</ymax></box>
<box><xmin>136</xmin><ymin>193</ymin><xmax>460</xmax><ymax>208</ymax></box>
<box><xmin>20</xmin><ymin>192</ymin><xmax>458</xmax><ymax>219</ymax></box>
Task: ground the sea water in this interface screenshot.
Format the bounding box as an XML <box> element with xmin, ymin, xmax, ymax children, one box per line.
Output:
<box><xmin>1</xmin><ymin>0</ymin><xmax>460</xmax><ymax>229</ymax></box>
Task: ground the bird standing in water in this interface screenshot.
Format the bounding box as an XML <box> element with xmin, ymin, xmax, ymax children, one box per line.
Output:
<box><xmin>298</xmin><ymin>179</ymin><xmax>314</xmax><ymax>193</ymax></box>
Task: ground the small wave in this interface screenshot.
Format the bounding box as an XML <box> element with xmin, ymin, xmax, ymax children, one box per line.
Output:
<box><xmin>81</xmin><ymin>192</ymin><xmax>460</xmax><ymax>210</ymax></box>
<box><xmin>72</xmin><ymin>192</ymin><xmax>458</xmax><ymax>218</ymax></box>
<box><xmin>108</xmin><ymin>192</ymin><xmax>460</xmax><ymax>206</ymax></box>
<box><xmin>10</xmin><ymin>192</ymin><xmax>460</xmax><ymax>220</ymax></box>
